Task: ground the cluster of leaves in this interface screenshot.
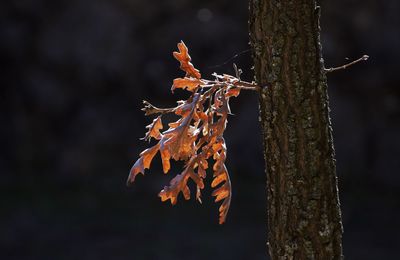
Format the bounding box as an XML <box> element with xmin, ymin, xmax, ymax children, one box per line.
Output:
<box><xmin>127</xmin><ymin>41</ymin><xmax>257</xmax><ymax>224</ymax></box>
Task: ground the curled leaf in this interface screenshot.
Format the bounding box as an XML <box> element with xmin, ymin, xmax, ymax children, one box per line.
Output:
<box><xmin>211</xmin><ymin>139</ymin><xmax>232</xmax><ymax>224</ymax></box>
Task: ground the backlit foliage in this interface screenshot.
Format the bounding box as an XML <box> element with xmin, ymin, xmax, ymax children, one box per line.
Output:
<box><xmin>127</xmin><ymin>41</ymin><xmax>258</xmax><ymax>224</ymax></box>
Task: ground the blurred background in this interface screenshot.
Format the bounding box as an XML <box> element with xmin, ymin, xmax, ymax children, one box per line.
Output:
<box><xmin>1</xmin><ymin>0</ymin><xmax>399</xmax><ymax>259</ymax></box>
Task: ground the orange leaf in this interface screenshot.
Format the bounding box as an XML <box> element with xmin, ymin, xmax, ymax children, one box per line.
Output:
<box><xmin>159</xmin><ymin>170</ymin><xmax>191</xmax><ymax>205</ymax></box>
<box><xmin>173</xmin><ymin>41</ymin><xmax>201</xmax><ymax>79</ymax></box>
<box><xmin>163</xmin><ymin>125</ymin><xmax>197</xmax><ymax>161</ymax></box>
<box><xmin>172</xmin><ymin>77</ymin><xmax>202</xmax><ymax>92</ymax></box>
<box><xmin>159</xmin><ymin>160</ymin><xmax>206</xmax><ymax>205</ymax></box>
<box><xmin>159</xmin><ymin>141</ymin><xmax>171</xmax><ymax>174</ymax></box>
<box><xmin>142</xmin><ymin>116</ymin><xmax>163</xmax><ymax>141</ymax></box>
<box><xmin>226</xmin><ymin>87</ymin><xmax>241</xmax><ymax>98</ymax></box>
<box><xmin>127</xmin><ymin>143</ymin><xmax>159</xmax><ymax>185</ymax></box>
<box><xmin>212</xmin><ymin>185</ymin><xmax>230</xmax><ymax>202</ymax></box>
<box><xmin>211</xmin><ymin>165</ymin><xmax>232</xmax><ymax>224</ymax></box>
<box><xmin>168</xmin><ymin>121</ymin><xmax>181</xmax><ymax>128</ymax></box>
<box><xmin>189</xmin><ymin>169</ymin><xmax>204</xmax><ymax>189</ymax></box>
<box><xmin>162</xmin><ymin>94</ymin><xmax>200</xmax><ymax>161</ymax></box>
<box><xmin>211</xmin><ymin>171</ymin><xmax>226</xmax><ymax>187</ymax></box>
<box><xmin>210</xmin><ymin>137</ymin><xmax>232</xmax><ymax>224</ymax></box>
<box><xmin>127</xmin><ymin>157</ymin><xmax>144</xmax><ymax>185</ymax></box>
<box><xmin>218</xmin><ymin>195</ymin><xmax>231</xmax><ymax>224</ymax></box>
<box><xmin>198</xmin><ymin>164</ymin><xmax>207</xmax><ymax>178</ymax></box>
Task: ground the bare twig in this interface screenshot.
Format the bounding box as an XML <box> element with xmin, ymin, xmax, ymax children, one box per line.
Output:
<box><xmin>205</xmin><ymin>73</ymin><xmax>261</xmax><ymax>91</ymax></box>
<box><xmin>325</xmin><ymin>55</ymin><xmax>369</xmax><ymax>73</ymax></box>
<box><xmin>233</xmin><ymin>80</ymin><xmax>260</xmax><ymax>91</ymax></box>
<box><xmin>202</xmin><ymin>80</ymin><xmax>260</xmax><ymax>91</ymax></box>
<box><xmin>142</xmin><ymin>100</ymin><xmax>176</xmax><ymax>115</ymax></box>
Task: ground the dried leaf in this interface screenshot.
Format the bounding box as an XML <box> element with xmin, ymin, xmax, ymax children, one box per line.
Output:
<box><xmin>142</xmin><ymin>116</ymin><xmax>163</xmax><ymax>141</ymax></box>
<box><xmin>159</xmin><ymin>159</ymin><xmax>206</xmax><ymax>205</ymax></box>
<box><xmin>127</xmin><ymin>143</ymin><xmax>159</xmax><ymax>185</ymax></box>
<box><xmin>161</xmin><ymin>94</ymin><xmax>200</xmax><ymax>161</ymax></box>
<box><xmin>226</xmin><ymin>87</ymin><xmax>241</xmax><ymax>98</ymax></box>
<box><xmin>173</xmin><ymin>41</ymin><xmax>201</xmax><ymax>79</ymax></box>
<box><xmin>172</xmin><ymin>77</ymin><xmax>202</xmax><ymax>92</ymax></box>
<box><xmin>159</xmin><ymin>141</ymin><xmax>171</xmax><ymax>174</ymax></box>
<box><xmin>159</xmin><ymin>168</ymin><xmax>191</xmax><ymax>204</ymax></box>
<box><xmin>217</xmin><ymin>192</ymin><xmax>231</xmax><ymax>224</ymax></box>
<box><xmin>210</xmin><ymin>139</ymin><xmax>232</xmax><ymax>224</ymax></box>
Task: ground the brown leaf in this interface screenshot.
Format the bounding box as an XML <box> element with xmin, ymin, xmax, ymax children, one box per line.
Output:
<box><xmin>159</xmin><ymin>168</ymin><xmax>191</xmax><ymax>205</ymax></box>
<box><xmin>217</xmin><ymin>191</ymin><xmax>231</xmax><ymax>224</ymax></box>
<box><xmin>163</xmin><ymin>125</ymin><xmax>197</xmax><ymax>161</ymax></box>
<box><xmin>212</xmin><ymin>184</ymin><xmax>230</xmax><ymax>202</ymax></box>
<box><xmin>210</xmin><ymin>137</ymin><xmax>232</xmax><ymax>224</ymax></box>
<box><xmin>127</xmin><ymin>143</ymin><xmax>159</xmax><ymax>185</ymax></box>
<box><xmin>198</xmin><ymin>159</ymin><xmax>208</xmax><ymax>178</ymax></box>
<box><xmin>159</xmin><ymin>140</ymin><xmax>171</xmax><ymax>174</ymax></box>
<box><xmin>142</xmin><ymin>144</ymin><xmax>159</xmax><ymax>169</ymax></box>
<box><xmin>174</xmin><ymin>101</ymin><xmax>195</xmax><ymax>117</ymax></box>
<box><xmin>161</xmin><ymin>94</ymin><xmax>200</xmax><ymax>161</ymax></box>
<box><xmin>211</xmin><ymin>162</ymin><xmax>232</xmax><ymax>224</ymax></box>
<box><xmin>194</xmin><ymin>110</ymin><xmax>209</xmax><ymax>136</ymax></box>
<box><xmin>159</xmin><ymin>159</ymin><xmax>205</xmax><ymax>205</ymax></box>
<box><xmin>142</xmin><ymin>116</ymin><xmax>163</xmax><ymax>141</ymax></box>
<box><xmin>173</xmin><ymin>41</ymin><xmax>201</xmax><ymax>79</ymax></box>
<box><xmin>172</xmin><ymin>77</ymin><xmax>202</xmax><ymax>92</ymax></box>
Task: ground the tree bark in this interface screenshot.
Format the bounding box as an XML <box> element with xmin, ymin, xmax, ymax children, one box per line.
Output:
<box><xmin>249</xmin><ymin>1</ymin><xmax>343</xmax><ymax>259</ymax></box>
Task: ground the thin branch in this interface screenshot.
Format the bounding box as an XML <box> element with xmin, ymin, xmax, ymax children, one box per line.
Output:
<box><xmin>203</xmin><ymin>77</ymin><xmax>261</xmax><ymax>92</ymax></box>
<box><xmin>233</xmin><ymin>80</ymin><xmax>261</xmax><ymax>91</ymax></box>
<box><xmin>324</xmin><ymin>55</ymin><xmax>369</xmax><ymax>73</ymax></box>
<box><xmin>142</xmin><ymin>100</ymin><xmax>176</xmax><ymax>115</ymax></box>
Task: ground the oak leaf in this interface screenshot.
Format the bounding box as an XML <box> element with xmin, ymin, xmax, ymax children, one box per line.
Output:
<box><xmin>127</xmin><ymin>143</ymin><xmax>159</xmax><ymax>184</ymax></box>
<box><xmin>142</xmin><ymin>116</ymin><xmax>163</xmax><ymax>141</ymax></box>
<box><xmin>173</xmin><ymin>41</ymin><xmax>201</xmax><ymax>79</ymax></box>
<box><xmin>172</xmin><ymin>77</ymin><xmax>202</xmax><ymax>92</ymax></box>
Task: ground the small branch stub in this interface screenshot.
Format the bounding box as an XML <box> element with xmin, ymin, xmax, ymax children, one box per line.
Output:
<box><xmin>325</xmin><ymin>54</ymin><xmax>369</xmax><ymax>73</ymax></box>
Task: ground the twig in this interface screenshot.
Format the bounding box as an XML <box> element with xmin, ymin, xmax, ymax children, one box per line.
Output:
<box><xmin>233</xmin><ymin>80</ymin><xmax>260</xmax><ymax>91</ymax></box>
<box><xmin>324</xmin><ymin>55</ymin><xmax>369</xmax><ymax>73</ymax></box>
<box><xmin>204</xmin><ymin>74</ymin><xmax>261</xmax><ymax>92</ymax></box>
<box><xmin>142</xmin><ymin>100</ymin><xmax>176</xmax><ymax>115</ymax></box>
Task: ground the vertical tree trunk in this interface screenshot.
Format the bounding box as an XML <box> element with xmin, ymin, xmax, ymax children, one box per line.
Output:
<box><xmin>249</xmin><ymin>1</ymin><xmax>343</xmax><ymax>259</ymax></box>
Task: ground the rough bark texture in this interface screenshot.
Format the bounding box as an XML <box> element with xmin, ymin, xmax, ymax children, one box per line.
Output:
<box><xmin>249</xmin><ymin>0</ymin><xmax>343</xmax><ymax>259</ymax></box>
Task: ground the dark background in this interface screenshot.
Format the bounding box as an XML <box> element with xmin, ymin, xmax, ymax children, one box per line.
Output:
<box><xmin>2</xmin><ymin>0</ymin><xmax>399</xmax><ymax>259</ymax></box>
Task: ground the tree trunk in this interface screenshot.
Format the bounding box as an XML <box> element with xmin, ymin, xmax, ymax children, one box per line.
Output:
<box><xmin>249</xmin><ymin>1</ymin><xmax>343</xmax><ymax>259</ymax></box>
